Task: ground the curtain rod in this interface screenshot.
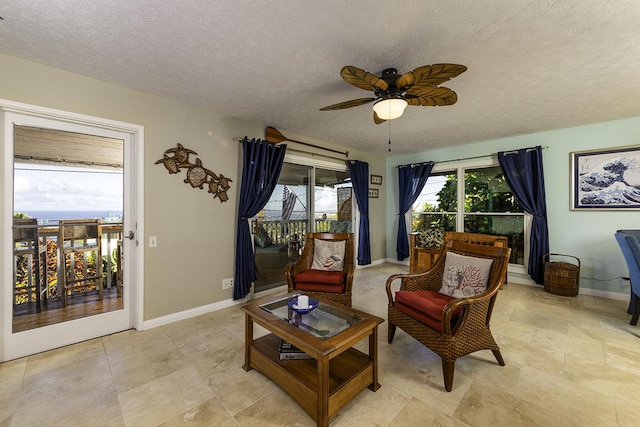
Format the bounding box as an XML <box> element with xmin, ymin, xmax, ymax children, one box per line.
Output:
<box><xmin>398</xmin><ymin>145</ymin><xmax>548</xmax><ymax>167</ymax></box>
<box><xmin>234</xmin><ymin>137</ymin><xmax>347</xmax><ymax>163</ymax></box>
<box><xmin>265</xmin><ymin>127</ymin><xmax>349</xmax><ymax>158</ymax></box>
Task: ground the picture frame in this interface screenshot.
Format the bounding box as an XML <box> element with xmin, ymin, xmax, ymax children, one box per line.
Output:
<box><xmin>368</xmin><ymin>188</ymin><xmax>379</xmax><ymax>198</ymax></box>
<box><xmin>570</xmin><ymin>145</ymin><xmax>640</xmax><ymax>210</ymax></box>
<box><xmin>370</xmin><ymin>174</ymin><xmax>382</xmax><ymax>185</ymax></box>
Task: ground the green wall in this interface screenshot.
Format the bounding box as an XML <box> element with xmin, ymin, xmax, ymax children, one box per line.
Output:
<box><xmin>386</xmin><ymin>117</ymin><xmax>640</xmax><ymax>297</ymax></box>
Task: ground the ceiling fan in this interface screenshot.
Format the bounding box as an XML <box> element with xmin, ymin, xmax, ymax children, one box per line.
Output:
<box><xmin>319</xmin><ymin>64</ymin><xmax>467</xmax><ymax>123</ymax></box>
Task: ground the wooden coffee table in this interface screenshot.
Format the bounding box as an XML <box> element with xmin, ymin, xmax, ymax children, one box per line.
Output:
<box><xmin>241</xmin><ymin>293</ymin><xmax>384</xmax><ymax>427</ymax></box>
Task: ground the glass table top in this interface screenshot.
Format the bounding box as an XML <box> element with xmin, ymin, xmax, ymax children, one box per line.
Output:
<box><xmin>259</xmin><ymin>295</ymin><xmax>363</xmax><ymax>340</ymax></box>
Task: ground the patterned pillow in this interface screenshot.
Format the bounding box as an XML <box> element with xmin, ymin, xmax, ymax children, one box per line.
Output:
<box><xmin>254</xmin><ymin>225</ymin><xmax>273</xmax><ymax>248</ymax></box>
<box><xmin>329</xmin><ymin>221</ymin><xmax>352</xmax><ymax>233</ymax></box>
<box><xmin>419</xmin><ymin>228</ymin><xmax>444</xmax><ymax>248</ymax></box>
<box><xmin>311</xmin><ymin>239</ymin><xmax>346</xmax><ymax>271</ymax></box>
<box><xmin>438</xmin><ymin>252</ymin><xmax>493</xmax><ymax>298</ymax></box>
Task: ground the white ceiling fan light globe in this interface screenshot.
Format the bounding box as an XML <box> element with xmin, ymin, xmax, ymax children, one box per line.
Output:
<box><xmin>373</xmin><ymin>98</ymin><xmax>408</xmax><ymax>120</ymax></box>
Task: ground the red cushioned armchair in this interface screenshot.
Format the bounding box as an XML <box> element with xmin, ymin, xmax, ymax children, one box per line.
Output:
<box><xmin>386</xmin><ymin>240</ymin><xmax>511</xmax><ymax>392</ymax></box>
<box><xmin>285</xmin><ymin>232</ymin><xmax>355</xmax><ymax>306</ymax></box>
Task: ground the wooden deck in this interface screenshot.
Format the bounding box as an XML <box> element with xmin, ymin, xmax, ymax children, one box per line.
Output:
<box><xmin>12</xmin><ymin>287</ymin><xmax>123</xmax><ymax>333</ymax></box>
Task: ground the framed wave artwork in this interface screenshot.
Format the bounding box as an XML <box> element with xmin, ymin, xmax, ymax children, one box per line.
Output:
<box><xmin>571</xmin><ymin>145</ymin><xmax>640</xmax><ymax>210</ymax></box>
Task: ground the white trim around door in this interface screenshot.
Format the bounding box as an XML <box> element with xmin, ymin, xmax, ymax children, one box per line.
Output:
<box><xmin>0</xmin><ymin>98</ymin><xmax>145</xmax><ymax>362</ymax></box>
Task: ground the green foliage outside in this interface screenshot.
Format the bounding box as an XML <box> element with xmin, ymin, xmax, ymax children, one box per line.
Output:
<box><xmin>412</xmin><ymin>167</ymin><xmax>526</xmax><ymax>264</ymax></box>
<box><xmin>14</xmin><ymin>239</ymin><xmax>59</xmax><ymax>305</ymax></box>
<box><xmin>412</xmin><ymin>172</ymin><xmax>457</xmax><ymax>233</ymax></box>
<box><xmin>413</xmin><ymin>167</ymin><xmax>522</xmax><ymax>234</ymax></box>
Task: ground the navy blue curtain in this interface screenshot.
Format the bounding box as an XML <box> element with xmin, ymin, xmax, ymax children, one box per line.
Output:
<box><xmin>498</xmin><ymin>146</ymin><xmax>549</xmax><ymax>284</ymax></box>
<box><xmin>347</xmin><ymin>160</ymin><xmax>371</xmax><ymax>265</ymax></box>
<box><xmin>234</xmin><ymin>138</ymin><xmax>286</xmax><ymax>300</ymax></box>
<box><xmin>396</xmin><ymin>162</ymin><xmax>434</xmax><ymax>260</ymax></box>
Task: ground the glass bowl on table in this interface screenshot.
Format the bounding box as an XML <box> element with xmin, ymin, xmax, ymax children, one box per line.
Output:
<box><xmin>287</xmin><ymin>295</ymin><xmax>319</xmax><ymax>315</ymax></box>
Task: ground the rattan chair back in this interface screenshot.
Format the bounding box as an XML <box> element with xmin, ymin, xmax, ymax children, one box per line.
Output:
<box><xmin>285</xmin><ymin>232</ymin><xmax>355</xmax><ymax>306</ymax></box>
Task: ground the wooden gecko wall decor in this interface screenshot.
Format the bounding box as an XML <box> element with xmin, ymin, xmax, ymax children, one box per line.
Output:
<box><xmin>155</xmin><ymin>143</ymin><xmax>232</xmax><ymax>202</ymax></box>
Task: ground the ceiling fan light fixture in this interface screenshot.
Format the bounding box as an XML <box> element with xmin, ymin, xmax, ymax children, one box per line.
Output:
<box><xmin>373</xmin><ymin>98</ymin><xmax>408</xmax><ymax>120</ymax></box>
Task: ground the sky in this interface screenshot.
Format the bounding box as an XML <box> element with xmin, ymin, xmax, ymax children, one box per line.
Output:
<box><xmin>13</xmin><ymin>163</ymin><xmax>123</xmax><ymax>212</ymax></box>
<box><xmin>13</xmin><ymin>163</ymin><xmax>344</xmax><ymax>218</ymax></box>
<box><xmin>413</xmin><ymin>175</ymin><xmax>447</xmax><ymax>212</ymax></box>
<box><xmin>261</xmin><ymin>184</ymin><xmax>347</xmax><ymax>220</ymax></box>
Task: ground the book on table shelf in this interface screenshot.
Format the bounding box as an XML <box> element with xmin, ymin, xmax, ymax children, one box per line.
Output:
<box><xmin>279</xmin><ymin>339</ymin><xmax>313</xmax><ymax>360</ymax></box>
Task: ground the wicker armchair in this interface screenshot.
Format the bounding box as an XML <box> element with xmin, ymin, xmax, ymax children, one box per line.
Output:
<box><xmin>386</xmin><ymin>241</ymin><xmax>511</xmax><ymax>391</ymax></box>
<box><xmin>285</xmin><ymin>232</ymin><xmax>355</xmax><ymax>306</ymax></box>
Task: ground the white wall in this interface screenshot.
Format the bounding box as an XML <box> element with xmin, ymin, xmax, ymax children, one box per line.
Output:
<box><xmin>386</xmin><ymin>116</ymin><xmax>640</xmax><ymax>297</ymax></box>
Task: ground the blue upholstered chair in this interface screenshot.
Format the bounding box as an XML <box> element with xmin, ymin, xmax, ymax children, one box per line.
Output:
<box><xmin>614</xmin><ymin>230</ymin><xmax>640</xmax><ymax>326</ymax></box>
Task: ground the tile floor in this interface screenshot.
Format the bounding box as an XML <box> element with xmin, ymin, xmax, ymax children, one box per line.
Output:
<box><xmin>2</xmin><ymin>263</ymin><xmax>640</xmax><ymax>426</ymax></box>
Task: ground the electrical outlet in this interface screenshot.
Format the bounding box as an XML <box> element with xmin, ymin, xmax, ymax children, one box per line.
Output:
<box><xmin>222</xmin><ymin>278</ymin><xmax>234</xmax><ymax>289</ymax></box>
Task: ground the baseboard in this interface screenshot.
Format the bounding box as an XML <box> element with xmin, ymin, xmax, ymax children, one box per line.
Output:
<box><xmin>143</xmin><ymin>296</ymin><xmax>248</xmax><ymax>330</ymax></box>
<box><xmin>578</xmin><ymin>287</ymin><xmax>628</xmax><ymax>301</ymax></box>
<box><xmin>506</xmin><ymin>274</ymin><xmax>627</xmax><ymax>301</ymax></box>
<box><xmin>356</xmin><ymin>258</ymin><xmax>389</xmax><ymax>269</ymax></box>
<box><xmin>143</xmin><ymin>283</ymin><xmax>290</xmax><ymax>330</ymax></box>
<box><xmin>384</xmin><ymin>258</ymin><xmax>409</xmax><ymax>266</ymax></box>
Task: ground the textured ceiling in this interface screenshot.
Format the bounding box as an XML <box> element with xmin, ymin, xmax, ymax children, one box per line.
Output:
<box><xmin>1</xmin><ymin>1</ymin><xmax>640</xmax><ymax>155</ymax></box>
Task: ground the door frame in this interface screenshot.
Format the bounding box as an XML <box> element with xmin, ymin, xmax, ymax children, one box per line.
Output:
<box><xmin>0</xmin><ymin>98</ymin><xmax>145</xmax><ymax>361</ymax></box>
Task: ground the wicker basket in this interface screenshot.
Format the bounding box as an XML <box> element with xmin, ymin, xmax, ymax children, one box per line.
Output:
<box><xmin>543</xmin><ymin>253</ymin><xmax>580</xmax><ymax>296</ymax></box>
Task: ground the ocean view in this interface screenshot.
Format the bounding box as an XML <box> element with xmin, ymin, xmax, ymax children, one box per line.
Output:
<box><xmin>15</xmin><ymin>210</ymin><xmax>123</xmax><ymax>225</ymax></box>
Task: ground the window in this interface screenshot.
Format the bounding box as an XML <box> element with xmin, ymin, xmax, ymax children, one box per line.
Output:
<box><xmin>412</xmin><ymin>162</ymin><xmax>527</xmax><ymax>266</ymax></box>
<box><xmin>412</xmin><ymin>170</ymin><xmax>457</xmax><ymax>232</ymax></box>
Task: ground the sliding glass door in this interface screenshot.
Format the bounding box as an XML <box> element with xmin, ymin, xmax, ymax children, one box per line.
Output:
<box><xmin>314</xmin><ymin>168</ymin><xmax>353</xmax><ymax>234</ymax></box>
<box><xmin>254</xmin><ymin>163</ymin><xmax>311</xmax><ymax>292</ymax></box>
<box><xmin>253</xmin><ymin>161</ymin><xmax>352</xmax><ymax>293</ymax></box>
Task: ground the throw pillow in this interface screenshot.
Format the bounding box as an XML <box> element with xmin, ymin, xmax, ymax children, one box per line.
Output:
<box><xmin>310</xmin><ymin>238</ymin><xmax>346</xmax><ymax>271</ymax></box>
<box><xmin>254</xmin><ymin>225</ymin><xmax>273</xmax><ymax>248</ymax></box>
<box><xmin>419</xmin><ymin>228</ymin><xmax>444</xmax><ymax>248</ymax></box>
<box><xmin>438</xmin><ymin>252</ymin><xmax>493</xmax><ymax>298</ymax></box>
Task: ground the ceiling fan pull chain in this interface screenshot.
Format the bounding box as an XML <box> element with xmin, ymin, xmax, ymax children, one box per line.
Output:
<box><xmin>388</xmin><ymin>119</ymin><xmax>392</xmax><ymax>152</ymax></box>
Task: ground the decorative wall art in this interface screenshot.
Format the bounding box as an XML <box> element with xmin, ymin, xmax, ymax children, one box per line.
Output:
<box><xmin>370</xmin><ymin>174</ymin><xmax>382</xmax><ymax>185</ymax></box>
<box><xmin>155</xmin><ymin>143</ymin><xmax>232</xmax><ymax>202</ymax></box>
<box><xmin>571</xmin><ymin>145</ymin><xmax>640</xmax><ymax>210</ymax></box>
<box><xmin>368</xmin><ymin>188</ymin><xmax>379</xmax><ymax>198</ymax></box>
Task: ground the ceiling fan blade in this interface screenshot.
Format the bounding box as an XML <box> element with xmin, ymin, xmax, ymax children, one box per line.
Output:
<box><xmin>340</xmin><ymin>66</ymin><xmax>389</xmax><ymax>92</ymax></box>
<box><xmin>395</xmin><ymin>71</ymin><xmax>415</xmax><ymax>91</ymax></box>
<box><xmin>319</xmin><ymin>97</ymin><xmax>377</xmax><ymax>111</ymax></box>
<box><xmin>406</xmin><ymin>87</ymin><xmax>458</xmax><ymax>106</ymax></box>
<box><xmin>373</xmin><ymin>111</ymin><xmax>386</xmax><ymax>124</ymax></box>
<box><xmin>410</xmin><ymin>63</ymin><xmax>467</xmax><ymax>87</ymax></box>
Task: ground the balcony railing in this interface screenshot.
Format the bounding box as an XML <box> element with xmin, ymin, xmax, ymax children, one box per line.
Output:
<box><xmin>15</xmin><ymin>219</ymin><xmax>354</xmax><ymax>307</ymax></box>
<box><xmin>13</xmin><ymin>223</ymin><xmax>123</xmax><ymax>307</ymax></box>
<box><xmin>255</xmin><ymin>219</ymin><xmax>353</xmax><ymax>248</ymax></box>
